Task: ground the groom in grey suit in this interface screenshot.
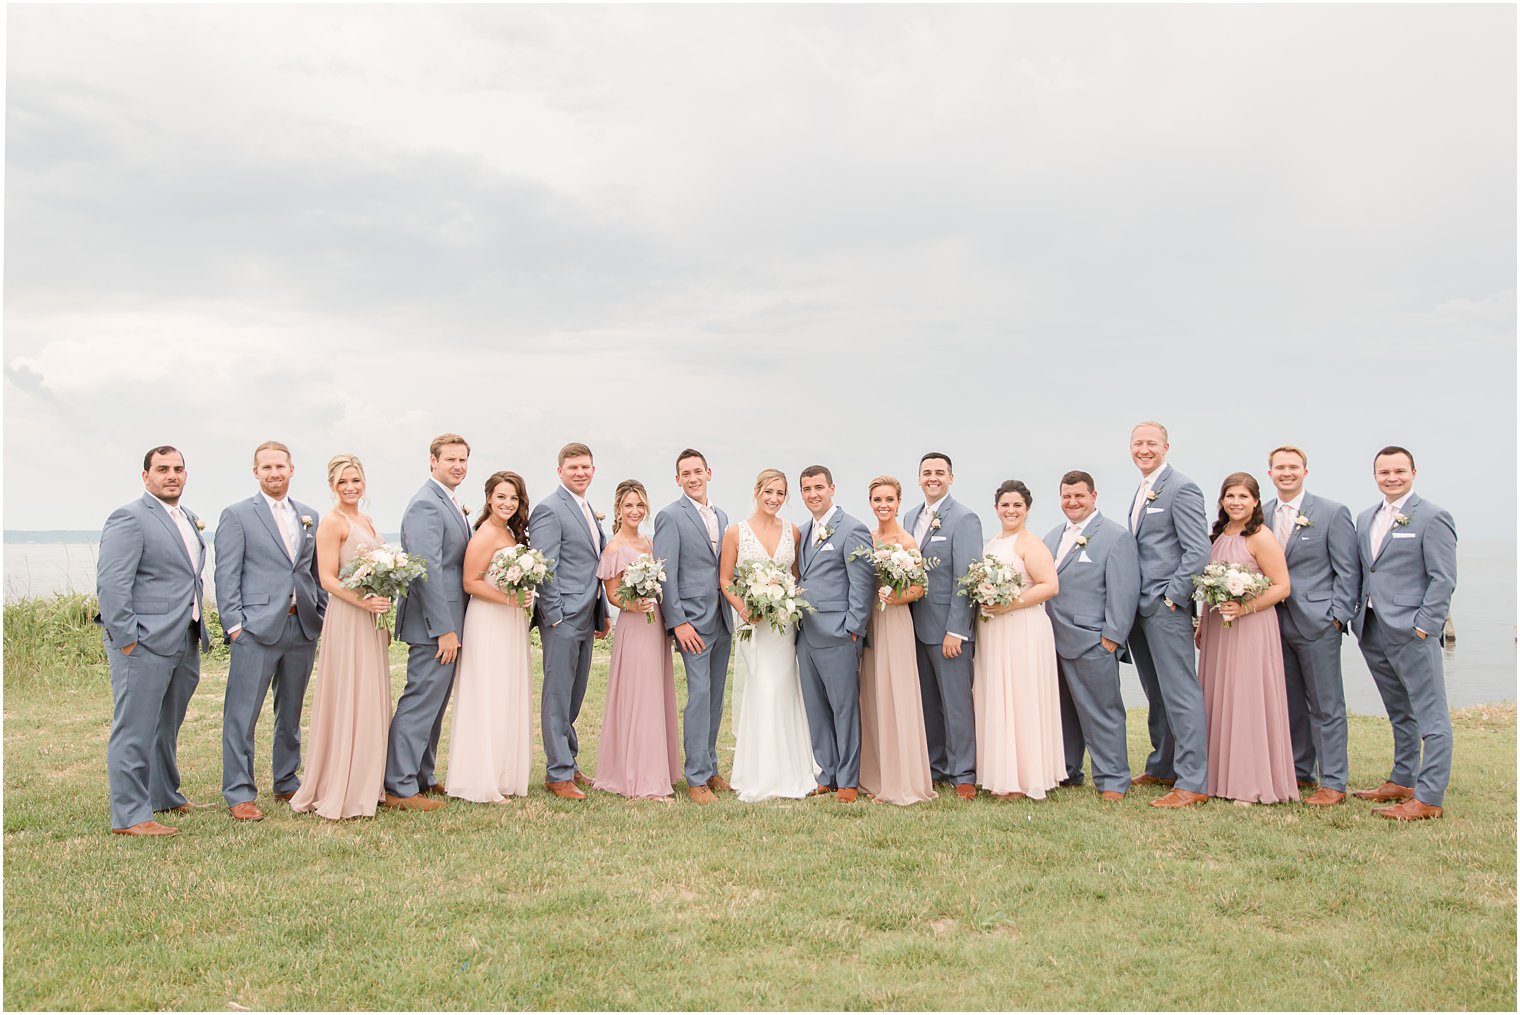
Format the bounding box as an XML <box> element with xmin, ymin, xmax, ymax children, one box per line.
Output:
<box><xmin>652</xmin><ymin>448</ymin><xmax>733</xmax><ymax>805</ymax></box>
<box><xmin>1124</xmin><ymin>422</ymin><xmax>1211</xmax><ymax>809</ymax></box>
<box><xmin>905</xmin><ymin>452</ymin><xmax>983</xmax><ymax>800</ymax></box>
<box><xmin>385</xmin><ymin>433</ymin><xmax>472</xmax><ymax>811</ymax></box>
<box><xmin>214</xmin><ymin>441</ymin><xmax>327</xmax><ymax>821</ymax></box>
<box><xmin>1042</xmin><ymin>471</ymin><xmax>1139</xmax><ymax>800</ymax></box>
<box><xmin>96</xmin><ymin>446</ymin><xmax>212</xmax><ymax>836</ymax></box>
<box><xmin>1262</xmin><ymin>445</ymin><xmax>1360</xmax><ymax>807</ymax></box>
<box><xmin>529</xmin><ymin>441</ymin><xmax>611</xmax><ymax>800</ymax></box>
<box><xmin>1349</xmin><ymin>446</ymin><xmax>1457</xmax><ymax>821</ymax></box>
<box><xmin>795</xmin><ymin>466</ymin><xmax>874</xmax><ymax>802</ymax></box>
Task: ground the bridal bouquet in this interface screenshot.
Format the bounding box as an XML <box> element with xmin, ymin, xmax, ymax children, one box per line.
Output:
<box><xmin>487</xmin><ymin>545</ymin><xmax>555</xmax><ymax>617</ymax></box>
<box><xmin>1192</xmin><ymin>562</ymin><xmax>1272</xmax><ymax>628</ymax></box>
<box><xmin>956</xmin><ymin>554</ymin><xmax>1025</xmax><ymax>622</ymax></box>
<box><xmin>617</xmin><ymin>553</ymin><xmax>667</xmax><ymax>624</ymax></box>
<box><xmin>340</xmin><ymin>543</ymin><xmax>429</xmax><ymax>632</ymax></box>
<box><xmin>848</xmin><ymin>542</ymin><xmax>940</xmax><ymax>611</ymax></box>
<box><xmin>728</xmin><ymin>559</ymin><xmax>816</xmax><ymax>641</ymax></box>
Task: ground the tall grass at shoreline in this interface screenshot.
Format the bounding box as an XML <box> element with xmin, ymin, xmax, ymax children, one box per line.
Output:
<box><xmin>3</xmin><ymin>594</ymin><xmax>1515</xmax><ymax>1010</ymax></box>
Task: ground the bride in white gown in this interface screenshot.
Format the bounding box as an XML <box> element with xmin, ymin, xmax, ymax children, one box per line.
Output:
<box><xmin>718</xmin><ymin>468</ymin><xmax>817</xmax><ymax>802</ymax></box>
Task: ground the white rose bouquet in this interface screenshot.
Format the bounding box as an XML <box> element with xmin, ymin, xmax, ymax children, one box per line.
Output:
<box><xmin>340</xmin><ymin>542</ymin><xmax>429</xmax><ymax>632</ymax></box>
<box><xmin>727</xmin><ymin>559</ymin><xmax>816</xmax><ymax>641</ymax></box>
<box><xmin>617</xmin><ymin>553</ymin><xmax>667</xmax><ymax>624</ymax></box>
<box><xmin>848</xmin><ymin>542</ymin><xmax>940</xmax><ymax>611</ymax></box>
<box><xmin>956</xmin><ymin>554</ymin><xmax>1025</xmax><ymax>622</ymax></box>
<box><xmin>486</xmin><ymin>545</ymin><xmax>555</xmax><ymax>617</ymax></box>
<box><xmin>1192</xmin><ymin>562</ymin><xmax>1272</xmax><ymax>628</ymax></box>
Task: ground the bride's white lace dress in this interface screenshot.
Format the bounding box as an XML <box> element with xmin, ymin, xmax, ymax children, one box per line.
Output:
<box><xmin>729</xmin><ymin>519</ymin><xmax>816</xmax><ymax>802</ymax></box>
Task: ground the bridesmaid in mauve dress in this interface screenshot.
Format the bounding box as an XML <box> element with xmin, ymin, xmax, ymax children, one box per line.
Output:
<box><xmin>973</xmin><ymin>480</ymin><xmax>1065</xmax><ymax>800</ymax></box>
<box><xmin>291</xmin><ymin>455</ymin><xmax>395</xmax><ymax>820</ymax></box>
<box><xmin>1196</xmin><ymin>472</ymin><xmax>1298</xmax><ymax>805</ymax></box>
<box><xmin>857</xmin><ymin>475</ymin><xmax>937</xmax><ymax>806</ymax></box>
<box><xmin>445</xmin><ymin>471</ymin><xmax>535</xmax><ymax>803</ymax></box>
<box><xmin>592</xmin><ymin>480</ymin><xmax>680</xmax><ymax>801</ymax></box>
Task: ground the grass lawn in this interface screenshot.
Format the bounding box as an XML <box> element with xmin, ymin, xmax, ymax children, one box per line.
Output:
<box><xmin>3</xmin><ymin>596</ymin><xmax>1515</xmax><ymax>1010</ymax></box>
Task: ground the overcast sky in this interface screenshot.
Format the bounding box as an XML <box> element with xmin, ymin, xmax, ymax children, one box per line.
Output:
<box><xmin>5</xmin><ymin>5</ymin><xmax>1514</xmax><ymax>540</ymax></box>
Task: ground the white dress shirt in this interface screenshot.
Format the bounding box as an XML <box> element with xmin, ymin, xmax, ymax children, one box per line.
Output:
<box><xmin>914</xmin><ymin>495</ymin><xmax>947</xmax><ymax>546</ymax></box>
<box><xmin>1274</xmin><ymin>492</ymin><xmax>1305</xmax><ymax>549</ymax></box>
<box><xmin>685</xmin><ymin>493</ymin><xmax>719</xmax><ymax>549</ymax></box>
<box><xmin>1367</xmin><ymin>491</ymin><xmax>1414</xmax><ymax>613</ymax></box>
<box><xmin>810</xmin><ymin>505</ymin><xmax>839</xmax><ymax>545</ymax></box>
<box><xmin>562</xmin><ymin>484</ymin><xmax>600</xmax><ymax>544</ymax></box>
<box><xmin>154</xmin><ymin>496</ymin><xmax>201</xmax><ymax>621</ymax></box>
<box><xmin>1129</xmin><ymin>464</ymin><xmax>1168</xmax><ymax>533</ymax></box>
<box><xmin>431</xmin><ymin>477</ymin><xmax>467</xmax><ymax>521</ymax></box>
<box><xmin>1055</xmin><ymin>510</ymin><xmax>1097</xmax><ymax>564</ymax></box>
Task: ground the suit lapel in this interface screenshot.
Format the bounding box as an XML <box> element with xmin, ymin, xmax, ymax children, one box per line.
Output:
<box><xmin>429</xmin><ymin>481</ymin><xmax>471</xmax><ymax>543</ymax></box>
<box><xmin>558</xmin><ymin>487</ymin><xmax>597</xmax><ymax>551</ymax></box>
<box><xmin>679</xmin><ymin>497</ymin><xmax>717</xmax><ymax>560</ymax></box>
<box><xmin>143</xmin><ymin>494</ymin><xmax>195</xmax><ymax>572</ymax></box>
<box><xmin>252</xmin><ymin>495</ymin><xmax>295</xmax><ymax>564</ymax></box>
<box><xmin>1371</xmin><ymin>493</ymin><xmax>1417</xmax><ymax>563</ymax></box>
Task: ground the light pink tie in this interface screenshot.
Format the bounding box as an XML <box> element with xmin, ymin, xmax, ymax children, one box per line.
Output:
<box><xmin>581</xmin><ymin>500</ymin><xmax>600</xmax><ymax>546</ymax></box>
<box><xmin>170</xmin><ymin>507</ymin><xmax>201</xmax><ymax>621</ymax></box>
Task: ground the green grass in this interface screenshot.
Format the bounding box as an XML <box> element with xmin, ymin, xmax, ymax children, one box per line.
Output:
<box><xmin>4</xmin><ymin>596</ymin><xmax>1515</xmax><ymax>1010</ymax></box>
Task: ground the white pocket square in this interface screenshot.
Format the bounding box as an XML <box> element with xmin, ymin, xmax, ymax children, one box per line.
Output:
<box><xmin>930</xmin><ymin>535</ymin><xmax>947</xmax><ymax>542</ymax></box>
<box><xmin>1078</xmin><ymin>550</ymin><xmax>1094</xmax><ymax>563</ymax></box>
<box><xmin>1391</xmin><ymin>532</ymin><xmax>1417</xmax><ymax>539</ymax></box>
<box><xmin>820</xmin><ymin>544</ymin><xmax>835</xmax><ymax>552</ymax></box>
<box><xmin>1145</xmin><ymin>507</ymin><xmax>1165</xmax><ymax>514</ymax></box>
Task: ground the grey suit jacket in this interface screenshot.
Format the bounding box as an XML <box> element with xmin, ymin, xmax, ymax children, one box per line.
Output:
<box><xmin>906</xmin><ymin>495</ymin><xmax>983</xmax><ymax>643</ymax></box>
<box><xmin>1129</xmin><ymin>464</ymin><xmax>1210</xmax><ymax>616</ymax></box>
<box><xmin>1349</xmin><ymin>492</ymin><xmax>1457</xmax><ymax>640</ymax></box>
<box><xmin>95</xmin><ymin>493</ymin><xmax>211</xmax><ymax>656</ymax></box>
<box><xmin>1261</xmin><ymin>492</ymin><xmax>1359</xmax><ymax>638</ymax></box>
<box><xmin>214</xmin><ymin>494</ymin><xmax>327</xmax><ymax>644</ymax></box>
<box><xmin>1041</xmin><ymin>513</ymin><xmax>1140</xmax><ymax>659</ymax></box>
<box><xmin>528</xmin><ymin>486</ymin><xmax>610</xmax><ymax>631</ymax></box>
<box><xmin>394</xmin><ymin>480</ymin><xmax>471</xmax><ymax>644</ymax></box>
<box><xmin>797</xmin><ymin>508</ymin><xmax>874</xmax><ymax>647</ymax></box>
<box><xmin>652</xmin><ymin>497</ymin><xmax>732</xmax><ymax>637</ymax></box>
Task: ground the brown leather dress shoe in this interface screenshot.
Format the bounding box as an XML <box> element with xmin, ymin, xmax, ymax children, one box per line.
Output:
<box><xmin>955</xmin><ymin>784</ymin><xmax>977</xmax><ymax>801</ymax></box>
<box><xmin>546</xmin><ymin>781</ymin><xmax>587</xmax><ymax>801</ymax></box>
<box><xmin>1303</xmin><ymin>788</ymin><xmax>1347</xmax><ymax>807</ymax></box>
<box><xmin>382</xmin><ymin>792</ymin><xmax>445</xmax><ymax>811</ymax></box>
<box><xmin>419</xmin><ymin>782</ymin><xmax>447</xmax><ymax>797</ymax></box>
<box><xmin>836</xmin><ymin>788</ymin><xmax>858</xmax><ymax>803</ymax></box>
<box><xmin>1099</xmin><ymin>791</ymin><xmax>1125</xmax><ymax>802</ymax></box>
<box><xmin>1149</xmin><ymin>789</ymin><xmax>1208</xmax><ymax>809</ymax></box>
<box><xmin>573</xmin><ymin>771</ymin><xmax>594</xmax><ymax>789</ymax></box>
<box><xmin>807</xmin><ymin>784</ymin><xmax>834</xmax><ymax>797</ymax></box>
<box><xmin>1132</xmin><ymin>774</ymin><xmax>1177</xmax><ymax>787</ymax></box>
<box><xmin>687</xmin><ymin>785</ymin><xmax>717</xmax><ymax>805</ymax></box>
<box><xmin>1373</xmin><ymin>798</ymin><xmax>1443</xmax><ymax>821</ymax></box>
<box><xmin>112</xmin><ymin>820</ymin><xmax>178</xmax><ymax>837</ymax></box>
<box><xmin>273</xmin><ymin>791</ymin><xmax>296</xmax><ymax>802</ymax></box>
<box><xmin>228</xmin><ymin>802</ymin><xmax>264</xmax><ymax>822</ymax></box>
<box><xmin>1353</xmin><ymin>781</ymin><xmax>1414</xmax><ymax>803</ymax></box>
<box><xmin>706</xmin><ymin>774</ymin><xmax>732</xmax><ymax>794</ymax></box>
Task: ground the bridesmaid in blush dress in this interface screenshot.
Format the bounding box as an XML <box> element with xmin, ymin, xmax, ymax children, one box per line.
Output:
<box><xmin>973</xmin><ymin>480</ymin><xmax>1065</xmax><ymax>800</ymax></box>
<box><xmin>858</xmin><ymin>475</ymin><xmax>937</xmax><ymax>806</ymax></box>
<box><xmin>1195</xmin><ymin>472</ymin><xmax>1298</xmax><ymax>805</ymax></box>
<box><xmin>445</xmin><ymin>471</ymin><xmax>535</xmax><ymax>804</ymax></box>
<box><xmin>592</xmin><ymin>480</ymin><xmax>680</xmax><ymax>801</ymax></box>
<box><xmin>290</xmin><ymin>455</ymin><xmax>394</xmax><ymax>820</ymax></box>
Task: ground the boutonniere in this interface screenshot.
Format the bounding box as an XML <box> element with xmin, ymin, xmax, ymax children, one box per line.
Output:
<box><xmin>461</xmin><ymin>504</ymin><xmax>473</xmax><ymax>516</ymax></box>
<box><xmin>300</xmin><ymin>515</ymin><xmax>314</xmax><ymax>529</ymax></box>
<box><xmin>815</xmin><ymin>523</ymin><xmax>834</xmax><ymax>545</ymax></box>
<box><xmin>193</xmin><ymin>517</ymin><xmax>206</xmax><ymax>532</ymax></box>
<box><xmin>1074</xmin><ymin>535</ymin><xmax>1089</xmax><ymax>548</ymax></box>
<box><xmin>1394</xmin><ymin>513</ymin><xmax>1411</xmax><ymax>528</ymax></box>
<box><xmin>929</xmin><ymin>512</ymin><xmax>942</xmax><ymax>531</ymax></box>
<box><xmin>1145</xmin><ymin>490</ymin><xmax>1159</xmax><ymax>503</ymax></box>
<box><xmin>595</xmin><ymin>512</ymin><xmax>606</xmax><ymax>523</ymax></box>
<box><xmin>1294</xmin><ymin>515</ymin><xmax>1312</xmax><ymax>530</ymax></box>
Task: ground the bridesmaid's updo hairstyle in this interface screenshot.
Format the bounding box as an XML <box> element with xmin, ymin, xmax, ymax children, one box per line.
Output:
<box><xmin>752</xmin><ymin>468</ymin><xmax>788</xmax><ymax>504</ymax></box>
<box><xmin>867</xmin><ymin>475</ymin><xmax>902</xmax><ymax>500</ymax></box>
<box><xmin>994</xmin><ymin>479</ymin><xmax>1033</xmax><ymax>508</ymax></box>
<box><xmin>612</xmin><ymin>479</ymin><xmax>649</xmax><ymax>535</ymax></box>
<box><xmin>1211</xmin><ymin>472</ymin><xmax>1265</xmax><ymax>541</ymax></box>
<box><xmin>326</xmin><ymin>454</ymin><xmax>366</xmax><ymax>502</ymax></box>
<box><xmin>476</xmin><ymin>471</ymin><xmax>530</xmax><ymax>545</ymax></box>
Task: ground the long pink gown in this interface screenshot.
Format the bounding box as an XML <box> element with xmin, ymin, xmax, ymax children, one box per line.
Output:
<box><xmin>290</xmin><ymin>518</ymin><xmax>392</xmax><ymax>820</ymax></box>
<box><xmin>972</xmin><ymin>534</ymin><xmax>1064</xmax><ymax>798</ymax></box>
<box><xmin>444</xmin><ymin>585</ymin><xmax>533</xmax><ymax>803</ymax></box>
<box><xmin>1198</xmin><ymin>534</ymin><xmax>1299</xmax><ymax>803</ymax></box>
<box><xmin>859</xmin><ymin>541</ymin><xmax>937</xmax><ymax>806</ymax></box>
<box><xmin>592</xmin><ymin>544</ymin><xmax>680</xmax><ymax>799</ymax></box>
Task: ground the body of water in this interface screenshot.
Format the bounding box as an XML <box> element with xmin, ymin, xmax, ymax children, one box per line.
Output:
<box><xmin>4</xmin><ymin>540</ymin><xmax>1513</xmax><ymax>715</ymax></box>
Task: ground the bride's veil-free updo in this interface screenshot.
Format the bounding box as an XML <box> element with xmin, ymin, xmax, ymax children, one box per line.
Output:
<box><xmin>326</xmin><ymin>454</ymin><xmax>367</xmax><ymax>505</ymax></box>
<box><xmin>753</xmin><ymin>468</ymin><xmax>788</xmax><ymax>506</ymax></box>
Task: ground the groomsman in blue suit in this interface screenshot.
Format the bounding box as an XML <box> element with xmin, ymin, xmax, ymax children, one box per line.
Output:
<box><xmin>1124</xmin><ymin>422</ymin><xmax>1211</xmax><ymax>809</ymax></box>
<box><xmin>1261</xmin><ymin>445</ymin><xmax>1359</xmax><ymax>807</ymax></box>
<box><xmin>214</xmin><ymin>441</ymin><xmax>327</xmax><ymax>821</ymax></box>
<box><xmin>653</xmin><ymin>449</ymin><xmax>734</xmax><ymax>805</ymax></box>
<box><xmin>96</xmin><ymin>446</ymin><xmax>212</xmax><ymax>836</ymax></box>
<box><xmin>906</xmin><ymin>452</ymin><xmax>983</xmax><ymax>800</ymax></box>
<box><xmin>529</xmin><ymin>441</ymin><xmax>611</xmax><ymax>801</ymax></box>
<box><xmin>1042</xmin><ymin>470</ymin><xmax>1140</xmax><ymax>800</ymax></box>
<box><xmin>1349</xmin><ymin>446</ymin><xmax>1457</xmax><ymax>821</ymax></box>
<box><xmin>385</xmin><ymin>433</ymin><xmax>472</xmax><ymax>811</ymax></box>
<box><xmin>795</xmin><ymin>465</ymin><xmax>875</xmax><ymax>803</ymax></box>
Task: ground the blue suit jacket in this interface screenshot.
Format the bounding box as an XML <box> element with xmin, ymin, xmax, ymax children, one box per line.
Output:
<box><xmin>528</xmin><ymin>486</ymin><xmax>610</xmax><ymax>632</ymax></box>
<box><xmin>214</xmin><ymin>494</ymin><xmax>327</xmax><ymax>644</ymax></box>
<box><xmin>95</xmin><ymin>493</ymin><xmax>211</xmax><ymax>656</ymax></box>
<box><xmin>653</xmin><ymin>496</ymin><xmax>732</xmax><ymax>638</ymax></box>
<box><xmin>906</xmin><ymin>495</ymin><xmax>983</xmax><ymax>644</ymax></box>
<box><xmin>1261</xmin><ymin>491</ymin><xmax>1359</xmax><ymax>638</ymax></box>
<box><xmin>1349</xmin><ymin>492</ymin><xmax>1457</xmax><ymax>641</ymax></box>
<box><xmin>394</xmin><ymin>480</ymin><xmax>471</xmax><ymax>644</ymax></box>
<box><xmin>797</xmin><ymin>508</ymin><xmax>874</xmax><ymax>647</ymax></box>
<box><xmin>1041</xmin><ymin>512</ymin><xmax>1140</xmax><ymax>659</ymax></box>
<box><xmin>1129</xmin><ymin>464</ymin><xmax>1210</xmax><ymax>616</ymax></box>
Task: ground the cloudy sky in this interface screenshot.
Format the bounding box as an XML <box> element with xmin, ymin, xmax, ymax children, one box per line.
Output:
<box><xmin>5</xmin><ymin>5</ymin><xmax>1514</xmax><ymax>538</ymax></box>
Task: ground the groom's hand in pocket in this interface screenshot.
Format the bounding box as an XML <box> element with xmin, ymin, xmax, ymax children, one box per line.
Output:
<box><xmin>674</xmin><ymin>622</ymin><xmax>705</xmax><ymax>655</ymax></box>
<box><xmin>436</xmin><ymin>631</ymin><xmax>460</xmax><ymax>665</ymax></box>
